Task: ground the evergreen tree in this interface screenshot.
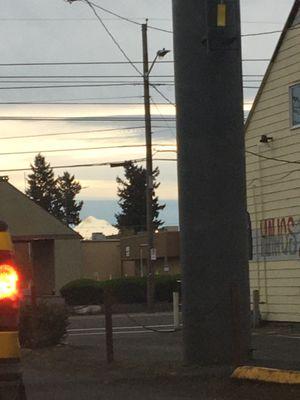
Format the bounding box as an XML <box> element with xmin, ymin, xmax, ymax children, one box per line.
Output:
<box><xmin>56</xmin><ymin>172</ymin><xmax>83</xmax><ymax>226</ymax></box>
<box><xmin>115</xmin><ymin>161</ymin><xmax>165</xmax><ymax>234</ymax></box>
<box><xmin>26</xmin><ymin>154</ymin><xmax>83</xmax><ymax>226</ymax></box>
<box><xmin>26</xmin><ymin>153</ymin><xmax>60</xmax><ymax>217</ymax></box>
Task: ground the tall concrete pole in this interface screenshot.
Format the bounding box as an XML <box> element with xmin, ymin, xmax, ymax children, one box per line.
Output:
<box><xmin>142</xmin><ymin>23</ymin><xmax>155</xmax><ymax>310</ymax></box>
<box><xmin>172</xmin><ymin>0</ymin><xmax>251</xmax><ymax>366</ymax></box>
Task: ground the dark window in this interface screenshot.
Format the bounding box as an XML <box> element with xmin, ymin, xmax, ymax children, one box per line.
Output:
<box><xmin>291</xmin><ymin>84</ymin><xmax>300</xmax><ymax>127</ymax></box>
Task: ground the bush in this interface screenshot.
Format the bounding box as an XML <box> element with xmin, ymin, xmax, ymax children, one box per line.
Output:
<box><xmin>155</xmin><ymin>275</ymin><xmax>181</xmax><ymax>302</ymax></box>
<box><xmin>60</xmin><ymin>279</ymin><xmax>103</xmax><ymax>306</ymax></box>
<box><xmin>19</xmin><ymin>303</ymin><xmax>69</xmax><ymax>348</ymax></box>
<box><xmin>103</xmin><ymin>277</ymin><xmax>147</xmax><ymax>304</ymax></box>
<box><xmin>60</xmin><ymin>275</ymin><xmax>181</xmax><ymax>306</ymax></box>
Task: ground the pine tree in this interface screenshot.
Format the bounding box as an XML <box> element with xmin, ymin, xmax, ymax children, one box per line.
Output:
<box><xmin>26</xmin><ymin>153</ymin><xmax>60</xmax><ymax>217</ymax></box>
<box><xmin>56</xmin><ymin>172</ymin><xmax>83</xmax><ymax>226</ymax></box>
<box><xmin>115</xmin><ymin>161</ymin><xmax>165</xmax><ymax>234</ymax></box>
<box><xmin>26</xmin><ymin>154</ymin><xmax>83</xmax><ymax>226</ymax></box>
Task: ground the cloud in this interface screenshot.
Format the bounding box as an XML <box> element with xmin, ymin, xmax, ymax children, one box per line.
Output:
<box><xmin>0</xmin><ymin>0</ymin><xmax>295</xmax><ymax>205</ymax></box>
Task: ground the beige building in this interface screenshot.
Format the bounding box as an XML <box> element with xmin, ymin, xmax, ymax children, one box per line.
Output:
<box><xmin>81</xmin><ymin>239</ymin><xmax>121</xmax><ymax>281</ymax></box>
<box><xmin>120</xmin><ymin>230</ymin><xmax>180</xmax><ymax>277</ymax></box>
<box><xmin>0</xmin><ymin>177</ymin><xmax>83</xmax><ymax>294</ymax></box>
<box><xmin>246</xmin><ymin>1</ymin><xmax>300</xmax><ymax>321</ymax></box>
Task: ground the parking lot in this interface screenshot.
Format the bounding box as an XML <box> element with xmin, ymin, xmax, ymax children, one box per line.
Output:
<box><xmin>19</xmin><ymin>313</ymin><xmax>300</xmax><ymax>399</ymax></box>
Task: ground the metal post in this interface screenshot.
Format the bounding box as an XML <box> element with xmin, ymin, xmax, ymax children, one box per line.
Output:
<box><xmin>142</xmin><ymin>22</ymin><xmax>155</xmax><ymax>311</ymax></box>
<box><xmin>104</xmin><ymin>289</ymin><xmax>114</xmax><ymax>364</ymax></box>
<box><xmin>252</xmin><ymin>290</ymin><xmax>260</xmax><ymax>328</ymax></box>
<box><xmin>173</xmin><ymin>291</ymin><xmax>180</xmax><ymax>330</ymax></box>
<box><xmin>172</xmin><ymin>0</ymin><xmax>251</xmax><ymax>366</ymax></box>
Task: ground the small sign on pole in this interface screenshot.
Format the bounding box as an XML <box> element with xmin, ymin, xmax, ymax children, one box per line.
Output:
<box><xmin>150</xmin><ymin>248</ymin><xmax>157</xmax><ymax>261</ymax></box>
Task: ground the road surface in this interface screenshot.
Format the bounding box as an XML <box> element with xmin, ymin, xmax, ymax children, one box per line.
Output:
<box><xmin>20</xmin><ymin>313</ymin><xmax>300</xmax><ymax>400</ymax></box>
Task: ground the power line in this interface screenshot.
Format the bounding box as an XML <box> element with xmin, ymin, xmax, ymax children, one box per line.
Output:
<box><xmin>150</xmin><ymin>84</ymin><xmax>175</xmax><ymax>106</ymax></box>
<box><xmin>0</xmin><ymin>83</ymin><xmax>171</xmax><ymax>90</ymax></box>
<box><xmin>0</xmin><ymin>61</ymin><xmax>172</xmax><ymax>67</ymax></box>
<box><xmin>82</xmin><ymin>0</ymin><xmax>143</xmax><ymax>76</ymax></box>
<box><xmin>88</xmin><ymin>1</ymin><xmax>140</xmax><ymax>27</ymax></box>
<box><xmin>0</xmin><ymin>74</ymin><xmax>264</xmax><ymax>78</ymax></box>
<box><xmin>0</xmin><ymin>157</ymin><xmax>177</xmax><ymax>173</ymax></box>
<box><xmin>246</xmin><ymin>150</ymin><xmax>300</xmax><ymax>165</ymax></box>
<box><xmin>0</xmin><ymin>125</ymin><xmax>173</xmax><ymax>140</ymax></box>
<box><xmin>89</xmin><ymin>1</ymin><xmax>173</xmax><ymax>34</ymax></box>
<box><xmin>151</xmin><ymin>97</ymin><xmax>175</xmax><ymax>135</ymax></box>
<box><xmin>86</xmin><ymin>1</ymin><xmax>297</xmax><ymax>38</ymax></box>
<box><xmin>0</xmin><ymin>101</ymin><xmax>170</xmax><ymax>105</ymax></box>
<box><xmin>0</xmin><ymin>83</ymin><xmax>259</xmax><ymax>90</ymax></box>
<box><xmin>0</xmin><ymin>59</ymin><xmax>269</xmax><ymax>67</ymax></box>
<box><xmin>0</xmin><ymin>17</ymin><xmax>172</xmax><ymax>21</ymax></box>
<box><xmin>0</xmin><ymin>159</ymin><xmax>146</xmax><ymax>173</ymax></box>
<box><xmin>0</xmin><ymin>79</ymin><xmax>175</xmax><ymax>84</ymax></box>
<box><xmin>0</xmin><ymin>116</ymin><xmax>176</xmax><ymax>122</ymax></box>
<box><xmin>0</xmin><ymin>75</ymin><xmax>174</xmax><ymax>79</ymax></box>
<box><xmin>0</xmin><ymin>95</ymin><xmax>144</xmax><ymax>103</ymax></box>
<box><xmin>0</xmin><ymin>126</ymin><xmax>147</xmax><ymax>140</ymax></box>
<box><xmin>0</xmin><ymin>143</ymin><xmax>176</xmax><ymax>157</ymax></box>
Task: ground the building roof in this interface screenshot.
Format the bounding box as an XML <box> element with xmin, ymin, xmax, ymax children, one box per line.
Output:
<box><xmin>0</xmin><ymin>179</ymin><xmax>80</xmax><ymax>240</ymax></box>
<box><xmin>245</xmin><ymin>0</ymin><xmax>300</xmax><ymax>130</ymax></box>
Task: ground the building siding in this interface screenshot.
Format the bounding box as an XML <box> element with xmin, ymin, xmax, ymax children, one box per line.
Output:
<box><xmin>246</xmin><ymin>15</ymin><xmax>300</xmax><ymax>321</ymax></box>
<box><xmin>82</xmin><ymin>240</ymin><xmax>121</xmax><ymax>281</ymax></box>
<box><xmin>54</xmin><ymin>239</ymin><xmax>83</xmax><ymax>292</ymax></box>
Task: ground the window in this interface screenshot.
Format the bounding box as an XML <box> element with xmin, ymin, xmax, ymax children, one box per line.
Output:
<box><xmin>291</xmin><ymin>84</ymin><xmax>300</xmax><ymax>128</ymax></box>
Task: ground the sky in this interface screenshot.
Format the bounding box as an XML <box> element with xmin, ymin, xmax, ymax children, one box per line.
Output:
<box><xmin>0</xmin><ymin>0</ymin><xmax>296</xmax><ymax>224</ymax></box>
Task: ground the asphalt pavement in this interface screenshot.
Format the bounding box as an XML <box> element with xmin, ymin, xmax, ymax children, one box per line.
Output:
<box><xmin>20</xmin><ymin>313</ymin><xmax>300</xmax><ymax>400</ymax></box>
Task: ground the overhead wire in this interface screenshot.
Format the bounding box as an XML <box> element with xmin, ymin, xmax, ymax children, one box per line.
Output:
<box><xmin>0</xmin><ymin>116</ymin><xmax>176</xmax><ymax>121</ymax></box>
<box><xmin>79</xmin><ymin>1</ymin><xmax>176</xmax><ymax>106</ymax></box>
<box><xmin>0</xmin><ymin>126</ymin><xmax>145</xmax><ymax>140</ymax></box>
<box><xmin>82</xmin><ymin>0</ymin><xmax>142</xmax><ymax>76</ymax></box>
<box><xmin>246</xmin><ymin>150</ymin><xmax>300</xmax><ymax>165</ymax></box>
<box><xmin>0</xmin><ymin>126</ymin><xmax>174</xmax><ymax>140</ymax></box>
<box><xmin>0</xmin><ymin>95</ymin><xmax>144</xmax><ymax>104</ymax></box>
<box><xmin>0</xmin><ymin>101</ymin><xmax>170</xmax><ymax>105</ymax></box>
<box><xmin>0</xmin><ymin>157</ymin><xmax>177</xmax><ymax>173</ymax></box>
<box><xmin>89</xmin><ymin>1</ymin><xmax>173</xmax><ymax>34</ymax></box>
<box><xmin>0</xmin><ymin>75</ymin><xmax>174</xmax><ymax>79</ymax></box>
<box><xmin>0</xmin><ymin>83</ymin><xmax>170</xmax><ymax>90</ymax></box>
<box><xmin>0</xmin><ymin>59</ymin><xmax>270</xmax><ymax>67</ymax></box>
<box><xmin>150</xmin><ymin>97</ymin><xmax>176</xmax><ymax>136</ymax></box>
<box><xmin>86</xmin><ymin>1</ymin><xmax>300</xmax><ymax>38</ymax></box>
<box><xmin>0</xmin><ymin>142</ymin><xmax>176</xmax><ymax>157</ymax></box>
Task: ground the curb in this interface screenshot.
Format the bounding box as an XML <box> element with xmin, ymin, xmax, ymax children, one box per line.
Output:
<box><xmin>232</xmin><ymin>366</ymin><xmax>300</xmax><ymax>384</ymax></box>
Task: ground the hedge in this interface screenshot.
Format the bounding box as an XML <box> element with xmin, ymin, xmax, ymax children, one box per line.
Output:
<box><xmin>19</xmin><ymin>303</ymin><xmax>69</xmax><ymax>348</ymax></box>
<box><xmin>60</xmin><ymin>275</ymin><xmax>181</xmax><ymax>306</ymax></box>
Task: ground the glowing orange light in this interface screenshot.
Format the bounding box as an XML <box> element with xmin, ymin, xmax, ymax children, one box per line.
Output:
<box><xmin>0</xmin><ymin>264</ymin><xmax>19</xmax><ymax>300</ymax></box>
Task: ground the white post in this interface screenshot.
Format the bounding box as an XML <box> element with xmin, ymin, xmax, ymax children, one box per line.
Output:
<box><xmin>173</xmin><ymin>291</ymin><xmax>180</xmax><ymax>330</ymax></box>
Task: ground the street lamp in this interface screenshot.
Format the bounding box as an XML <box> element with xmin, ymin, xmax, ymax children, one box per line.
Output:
<box><xmin>142</xmin><ymin>22</ymin><xmax>170</xmax><ymax>311</ymax></box>
<box><xmin>148</xmin><ymin>48</ymin><xmax>171</xmax><ymax>76</ymax></box>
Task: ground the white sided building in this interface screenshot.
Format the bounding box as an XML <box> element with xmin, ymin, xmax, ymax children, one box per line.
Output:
<box><xmin>246</xmin><ymin>1</ymin><xmax>300</xmax><ymax>321</ymax></box>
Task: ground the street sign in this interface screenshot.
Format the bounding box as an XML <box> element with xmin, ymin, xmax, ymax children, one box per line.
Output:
<box><xmin>150</xmin><ymin>248</ymin><xmax>157</xmax><ymax>261</ymax></box>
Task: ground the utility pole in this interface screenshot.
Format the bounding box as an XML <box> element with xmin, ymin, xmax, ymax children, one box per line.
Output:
<box><xmin>172</xmin><ymin>0</ymin><xmax>251</xmax><ymax>367</ymax></box>
<box><xmin>142</xmin><ymin>22</ymin><xmax>155</xmax><ymax>311</ymax></box>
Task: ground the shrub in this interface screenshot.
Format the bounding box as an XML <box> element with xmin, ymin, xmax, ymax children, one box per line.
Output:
<box><xmin>103</xmin><ymin>277</ymin><xmax>147</xmax><ymax>304</ymax></box>
<box><xmin>60</xmin><ymin>278</ymin><xmax>103</xmax><ymax>306</ymax></box>
<box><xmin>61</xmin><ymin>275</ymin><xmax>182</xmax><ymax>306</ymax></box>
<box><xmin>19</xmin><ymin>303</ymin><xmax>69</xmax><ymax>348</ymax></box>
<box><xmin>155</xmin><ymin>274</ymin><xmax>181</xmax><ymax>302</ymax></box>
